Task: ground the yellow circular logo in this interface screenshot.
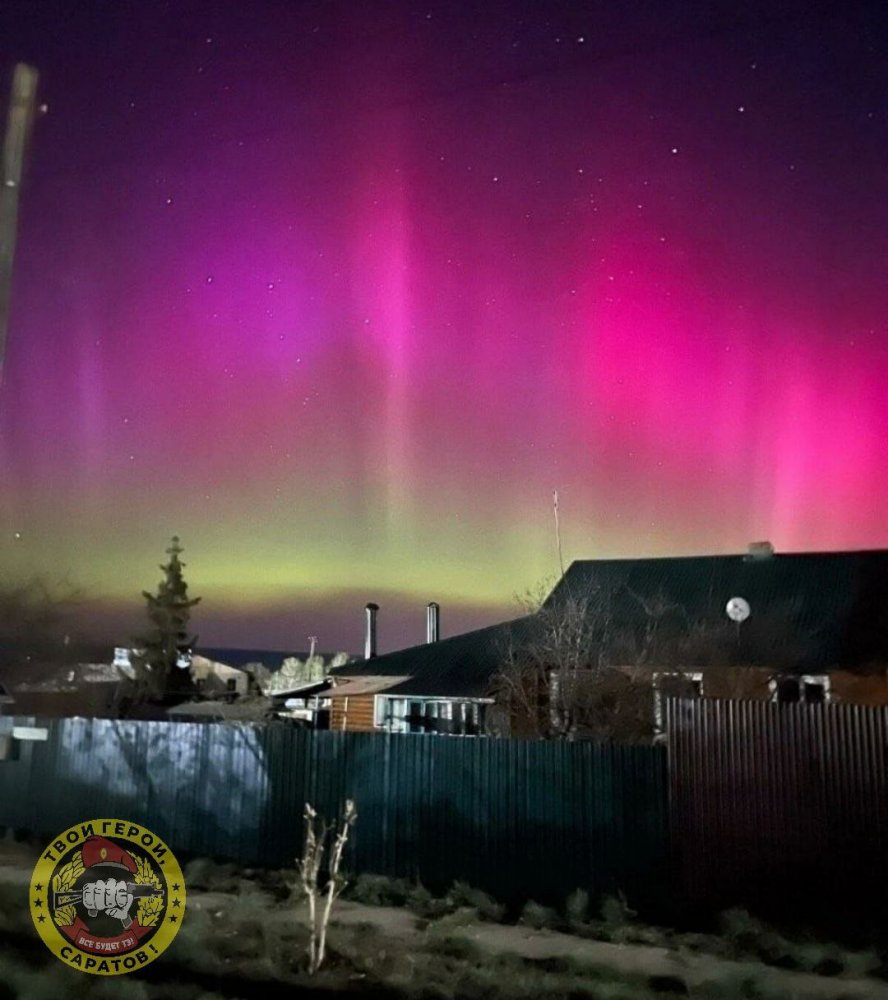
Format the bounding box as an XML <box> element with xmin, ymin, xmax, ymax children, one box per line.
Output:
<box><xmin>29</xmin><ymin>819</ymin><xmax>186</xmax><ymax>975</ymax></box>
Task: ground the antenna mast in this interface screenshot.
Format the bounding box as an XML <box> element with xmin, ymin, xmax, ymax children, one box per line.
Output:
<box><xmin>553</xmin><ymin>489</ymin><xmax>565</xmax><ymax>578</ymax></box>
<box><xmin>0</xmin><ymin>64</ymin><xmax>39</xmax><ymax>383</ymax></box>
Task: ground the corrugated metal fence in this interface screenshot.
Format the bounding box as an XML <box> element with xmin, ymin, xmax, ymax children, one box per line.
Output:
<box><xmin>4</xmin><ymin>701</ymin><xmax>886</xmax><ymax>921</ymax></box>
<box><xmin>0</xmin><ymin>718</ymin><xmax>669</xmax><ymax>909</ymax></box>
<box><xmin>666</xmin><ymin>698</ymin><xmax>888</xmax><ymax>924</ymax></box>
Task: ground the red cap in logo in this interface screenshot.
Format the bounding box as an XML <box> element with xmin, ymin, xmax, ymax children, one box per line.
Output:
<box><xmin>81</xmin><ymin>836</ymin><xmax>138</xmax><ymax>874</ymax></box>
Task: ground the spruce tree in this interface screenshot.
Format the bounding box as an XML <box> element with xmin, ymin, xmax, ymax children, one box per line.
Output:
<box><xmin>135</xmin><ymin>536</ymin><xmax>200</xmax><ymax>701</ymax></box>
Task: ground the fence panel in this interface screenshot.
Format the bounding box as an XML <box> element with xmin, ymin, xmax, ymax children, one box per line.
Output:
<box><xmin>667</xmin><ymin>697</ymin><xmax>888</xmax><ymax>924</ymax></box>
<box><xmin>0</xmin><ymin>718</ymin><xmax>669</xmax><ymax>910</ymax></box>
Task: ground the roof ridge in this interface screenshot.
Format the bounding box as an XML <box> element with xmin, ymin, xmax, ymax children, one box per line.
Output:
<box><xmin>567</xmin><ymin>547</ymin><xmax>888</xmax><ymax>565</ymax></box>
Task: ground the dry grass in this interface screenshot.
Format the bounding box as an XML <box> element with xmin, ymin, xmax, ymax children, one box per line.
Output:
<box><xmin>3</xmin><ymin>848</ymin><xmax>888</xmax><ymax>1000</ymax></box>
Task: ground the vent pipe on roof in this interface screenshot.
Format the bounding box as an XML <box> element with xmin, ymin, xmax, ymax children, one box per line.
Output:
<box><xmin>746</xmin><ymin>541</ymin><xmax>775</xmax><ymax>560</ymax></box>
<box><xmin>426</xmin><ymin>602</ymin><xmax>440</xmax><ymax>644</ymax></box>
<box><xmin>364</xmin><ymin>603</ymin><xmax>379</xmax><ymax>659</ymax></box>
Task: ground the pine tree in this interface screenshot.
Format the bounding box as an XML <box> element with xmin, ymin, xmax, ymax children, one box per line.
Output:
<box><xmin>134</xmin><ymin>536</ymin><xmax>200</xmax><ymax>702</ymax></box>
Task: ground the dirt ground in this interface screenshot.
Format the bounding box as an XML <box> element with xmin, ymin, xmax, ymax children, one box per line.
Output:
<box><xmin>320</xmin><ymin>898</ymin><xmax>888</xmax><ymax>1000</ymax></box>
<box><xmin>2</xmin><ymin>836</ymin><xmax>888</xmax><ymax>999</ymax></box>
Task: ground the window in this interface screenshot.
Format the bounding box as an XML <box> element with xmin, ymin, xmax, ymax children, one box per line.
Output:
<box><xmin>772</xmin><ymin>674</ymin><xmax>829</xmax><ymax>705</ymax></box>
<box><xmin>113</xmin><ymin>647</ymin><xmax>132</xmax><ymax>668</ymax></box>
<box><xmin>226</xmin><ymin>678</ymin><xmax>237</xmax><ymax>693</ymax></box>
<box><xmin>803</xmin><ymin>680</ymin><xmax>825</xmax><ymax>704</ymax></box>
<box><xmin>407</xmin><ymin>701</ymin><xmax>424</xmax><ymax>733</ymax></box>
<box><xmin>775</xmin><ymin>676</ymin><xmax>800</xmax><ymax>703</ymax></box>
<box><xmin>652</xmin><ymin>672</ymin><xmax>703</xmax><ymax>735</ymax></box>
<box><xmin>377</xmin><ymin>697</ymin><xmax>487</xmax><ymax>736</ymax></box>
<box><xmin>452</xmin><ymin>702</ymin><xmax>464</xmax><ymax>730</ymax></box>
<box><xmin>387</xmin><ymin>698</ymin><xmax>408</xmax><ymax>734</ymax></box>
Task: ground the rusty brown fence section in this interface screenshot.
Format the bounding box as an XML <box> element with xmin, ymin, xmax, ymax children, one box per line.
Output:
<box><xmin>666</xmin><ymin>697</ymin><xmax>888</xmax><ymax>925</ymax></box>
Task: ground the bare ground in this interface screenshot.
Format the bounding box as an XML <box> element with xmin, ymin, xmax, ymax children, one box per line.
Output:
<box><xmin>2</xmin><ymin>836</ymin><xmax>887</xmax><ymax>999</ymax></box>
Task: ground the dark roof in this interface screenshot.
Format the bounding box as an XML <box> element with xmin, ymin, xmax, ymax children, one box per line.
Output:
<box><xmin>167</xmin><ymin>699</ymin><xmax>273</xmax><ymax>722</ymax></box>
<box><xmin>546</xmin><ymin>548</ymin><xmax>888</xmax><ymax>670</ymax></box>
<box><xmin>338</xmin><ymin>548</ymin><xmax>888</xmax><ymax>696</ymax></box>
<box><xmin>335</xmin><ymin>616</ymin><xmax>538</xmax><ymax>698</ymax></box>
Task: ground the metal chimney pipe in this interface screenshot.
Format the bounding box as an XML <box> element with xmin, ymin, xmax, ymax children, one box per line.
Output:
<box><xmin>364</xmin><ymin>603</ymin><xmax>379</xmax><ymax>659</ymax></box>
<box><xmin>426</xmin><ymin>602</ymin><xmax>440</xmax><ymax>644</ymax></box>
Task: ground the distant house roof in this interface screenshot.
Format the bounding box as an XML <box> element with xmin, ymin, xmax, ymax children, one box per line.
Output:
<box><xmin>329</xmin><ymin>675</ymin><xmax>412</xmax><ymax>697</ymax></box>
<box><xmin>267</xmin><ymin>678</ymin><xmax>331</xmax><ymax>698</ymax></box>
<box><xmin>195</xmin><ymin>647</ymin><xmax>356</xmax><ymax>671</ymax></box>
<box><xmin>167</xmin><ymin>698</ymin><xmax>272</xmax><ymax>722</ymax></box>
<box><xmin>336</xmin><ymin>548</ymin><xmax>888</xmax><ymax>696</ymax></box>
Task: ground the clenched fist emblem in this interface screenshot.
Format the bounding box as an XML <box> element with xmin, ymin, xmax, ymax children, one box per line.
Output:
<box><xmin>82</xmin><ymin>879</ymin><xmax>134</xmax><ymax>922</ymax></box>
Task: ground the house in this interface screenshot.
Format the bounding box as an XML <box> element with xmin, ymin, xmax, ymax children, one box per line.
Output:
<box><xmin>191</xmin><ymin>646</ymin><xmax>354</xmax><ymax>724</ymax></box>
<box><xmin>326</xmin><ymin>603</ymin><xmax>538</xmax><ymax>735</ymax></box>
<box><xmin>1</xmin><ymin>660</ymin><xmax>129</xmax><ymax>718</ymax></box>
<box><xmin>189</xmin><ymin>654</ymin><xmax>254</xmax><ymax>699</ymax></box>
<box><xmin>0</xmin><ymin>643</ymin><xmax>356</xmax><ymax>722</ymax></box>
<box><xmin>327</xmin><ymin>545</ymin><xmax>888</xmax><ymax>738</ymax></box>
<box><xmin>542</xmin><ymin>542</ymin><xmax>888</xmax><ymax>712</ymax></box>
<box><xmin>0</xmin><ymin>637</ymin><xmax>133</xmax><ymax>718</ymax></box>
<box><xmin>110</xmin><ymin>645</ymin><xmax>353</xmax><ymax>709</ymax></box>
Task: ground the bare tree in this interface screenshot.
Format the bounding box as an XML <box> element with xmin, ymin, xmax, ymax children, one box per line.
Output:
<box><xmin>491</xmin><ymin>577</ymin><xmax>698</xmax><ymax>743</ymax></box>
<box><xmin>492</xmin><ymin>571</ymin><xmax>830</xmax><ymax>741</ymax></box>
<box><xmin>295</xmin><ymin>799</ymin><xmax>357</xmax><ymax>974</ymax></box>
<box><xmin>0</xmin><ymin>576</ymin><xmax>92</xmax><ymax>682</ymax></box>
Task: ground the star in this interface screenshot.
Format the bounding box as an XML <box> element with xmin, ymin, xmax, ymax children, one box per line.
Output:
<box><xmin>172</xmin><ymin>898</ymin><xmax>181</xmax><ymax>908</ymax></box>
<box><xmin>171</xmin><ymin>883</ymin><xmax>180</xmax><ymax>891</ymax></box>
<box><xmin>169</xmin><ymin>914</ymin><xmax>177</xmax><ymax>923</ymax></box>
<box><xmin>34</xmin><ymin>898</ymin><xmax>42</xmax><ymax>907</ymax></box>
<box><xmin>34</xmin><ymin>884</ymin><xmax>43</xmax><ymax>892</ymax></box>
<box><xmin>37</xmin><ymin>914</ymin><xmax>46</xmax><ymax>923</ymax></box>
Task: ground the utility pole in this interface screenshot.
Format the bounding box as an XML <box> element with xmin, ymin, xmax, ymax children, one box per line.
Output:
<box><xmin>0</xmin><ymin>64</ymin><xmax>39</xmax><ymax>383</ymax></box>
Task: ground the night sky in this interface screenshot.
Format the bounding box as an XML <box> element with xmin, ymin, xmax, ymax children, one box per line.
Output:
<box><xmin>1</xmin><ymin>0</ymin><xmax>886</xmax><ymax>654</ymax></box>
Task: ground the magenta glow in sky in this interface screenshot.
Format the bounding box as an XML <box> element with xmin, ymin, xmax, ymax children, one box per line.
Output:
<box><xmin>0</xmin><ymin>1</ymin><xmax>886</xmax><ymax>652</ymax></box>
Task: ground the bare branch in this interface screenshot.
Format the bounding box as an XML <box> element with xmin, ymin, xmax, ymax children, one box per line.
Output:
<box><xmin>295</xmin><ymin>799</ymin><xmax>358</xmax><ymax>974</ymax></box>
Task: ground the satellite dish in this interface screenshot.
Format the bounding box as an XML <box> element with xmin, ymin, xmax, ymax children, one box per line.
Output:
<box><xmin>725</xmin><ymin>596</ymin><xmax>750</xmax><ymax>623</ymax></box>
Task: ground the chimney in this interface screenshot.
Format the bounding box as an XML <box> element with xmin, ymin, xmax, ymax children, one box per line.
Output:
<box><xmin>745</xmin><ymin>541</ymin><xmax>775</xmax><ymax>561</ymax></box>
<box><xmin>426</xmin><ymin>602</ymin><xmax>440</xmax><ymax>643</ymax></box>
<box><xmin>364</xmin><ymin>603</ymin><xmax>379</xmax><ymax>659</ymax></box>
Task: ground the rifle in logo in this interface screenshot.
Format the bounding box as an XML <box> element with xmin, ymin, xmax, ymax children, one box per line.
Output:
<box><xmin>53</xmin><ymin>882</ymin><xmax>164</xmax><ymax>930</ymax></box>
